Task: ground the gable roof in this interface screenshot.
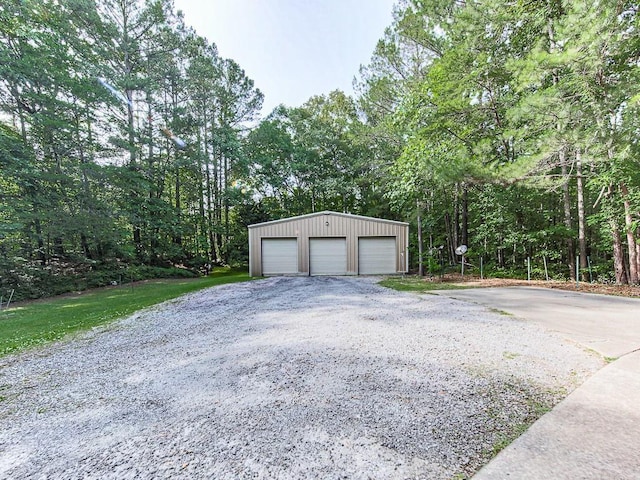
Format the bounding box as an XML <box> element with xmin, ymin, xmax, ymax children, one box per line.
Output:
<box><xmin>248</xmin><ymin>210</ymin><xmax>408</xmax><ymax>228</ymax></box>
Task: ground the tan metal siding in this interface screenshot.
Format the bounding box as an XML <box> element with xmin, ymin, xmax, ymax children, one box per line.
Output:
<box><xmin>248</xmin><ymin>212</ymin><xmax>409</xmax><ymax>276</ymax></box>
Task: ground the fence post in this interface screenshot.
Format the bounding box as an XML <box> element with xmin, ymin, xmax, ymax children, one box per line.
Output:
<box><xmin>576</xmin><ymin>256</ymin><xmax>580</xmax><ymax>288</ymax></box>
<box><xmin>480</xmin><ymin>256</ymin><xmax>484</xmax><ymax>280</ymax></box>
<box><xmin>527</xmin><ymin>257</ymin><xmax>531</xmax><ymax>281</ymax></box>
<box><xmin>6</xmin><ymin>289</ymin><xmax>15</xmax><ymax>309</ymax></box>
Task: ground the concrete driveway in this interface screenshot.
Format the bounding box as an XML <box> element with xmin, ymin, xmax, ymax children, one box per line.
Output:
<box><xmin>431</xmin><ymin>286</ymin><xmax>640</xmax><ymax>480</ymax></box>
<box><xmin>434</xmin><ymin>286</ymin><xmax>640</xmax><ymax>358</ymax></box>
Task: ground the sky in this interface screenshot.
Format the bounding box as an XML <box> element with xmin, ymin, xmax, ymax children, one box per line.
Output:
<box><xmin>172</xmin><ymin>0</ymin><xmax>397</xmax><ymax>117</ymax></box>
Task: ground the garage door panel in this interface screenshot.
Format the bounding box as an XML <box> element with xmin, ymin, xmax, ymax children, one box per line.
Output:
<box><xmin>262</xmin><ymin>238</ymin><xmax>298</xmax><ymax>275</ymax></box>
<box><xmin>359</xmin><ymin>237</ymin><xmax>396</xmax><ymax>274</ymax></box>
<box><xmin>310</xmin><ymin>238</ymin><xmax>346</xmax><ymax>275</ymax></box>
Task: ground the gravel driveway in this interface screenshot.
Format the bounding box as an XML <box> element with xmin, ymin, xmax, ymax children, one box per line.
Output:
<box><xmin>0</xmin><ymin>277</ymin><xmax>603</xmax><ymax>479</ymax></box>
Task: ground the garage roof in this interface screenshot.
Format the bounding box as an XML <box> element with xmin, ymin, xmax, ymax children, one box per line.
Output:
<box><xmin>248</xmin><ymin>211</ymin><xmax>408</xmax><ymax>228</ymax></box>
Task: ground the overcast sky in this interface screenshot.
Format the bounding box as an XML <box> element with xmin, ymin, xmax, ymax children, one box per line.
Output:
<box><xmin>172</xmin><ymin>0</ymin><xmax>396</xmax><ymax>117</ymax></box>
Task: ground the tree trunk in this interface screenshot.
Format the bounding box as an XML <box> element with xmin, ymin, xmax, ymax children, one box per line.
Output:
<box><xmin>81</xmin><ymin>233</ymin><xmax>92</xmax><ymax>259</ymax></box>
<box><xmin>611</xmin><ymin>219</ymin><xmax>628</xmax><ymax>284</ymax></box>
<box><xmin>213</xmin><ymin>148</ymin><xmax>223</xmax><ymax>263</ymax></box>
<box><xmin>77</xmin><ymin>104</ymin><xmax>93</xmax><ymax>260</ymax></box>
<box><xmin>454</xmin><ymin>185</ymin><xmax>460</xmax><ymax>249</ymax></box>
<box><xmin>444</xmin><ymin>212</ymin><xmax>455</xmax><ymax>265</ymax></box>
<box><xmin>175</xmin><ymin>163</ymin><xmax>182</xmax><ymax>247</ymax></box>
<box><xmin>122</xmin><ymin>22</ymin><xmax>143</xmax><ymax>260</ymax></box>
<box><xmin>205</xmin><ymin>147</ymin><xmax>216</xmax><ymax>264</ymax></box>
<box><xmin>171</xmin><ymin>88</ymin><xmax>182</xmax><ymax>249</ymax></box>
<box><xmin>461</xmin><ymin>184</ymin><xmax>468</xmax><ymax>247</ymax></box>
<box><xmin>34</xmin><ymin>218</ymin><xmax>46</xmax><ymax>265</ymax></box>
<box><xmin>561</xmin><ymin>160</ymin><xmax>575</xmax><ymax>280</ymax></box>
<box><xmin>123</xmin><ymin>18</ymin><xmax>136</xmax><ymax>167</ymax></box>
<box><xmin>199</xmin><ymin>111</ymin><xmax>212</xmax><ymax>263</ymax></box>
<box><xmin>620</xmin><ymin>183</ymin><xmax>638</xmax><ymax>284</ymax></box>
<box><xmin>636</xmin><ymin>230</ymin><xmax>640</xmax><ymax>278</ymax></box>
<box><xmin>549</xmin><ymin>17</ymin><xmax>575</xmax><ymax>280</ymax></box>
<box><xmin>198</xmin><ymin>171</ymin><xmax>207</xmax><ymax>260</ymax></box>
<box><xmin>224</xmin><ymin>153</ymin><xmax>230</xmax><ymax>264</ymax></box>
<box><xmin>576</xmin><ymin>150</ymin><xmax>588</xmax><ymax>280</ymax></box>
<box><xmin>604</xmin><ymin>185</ymin><xmax>628</xmax><ymax>284</ymax></box>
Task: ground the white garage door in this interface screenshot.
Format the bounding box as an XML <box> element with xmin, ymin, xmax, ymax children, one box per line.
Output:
<box><xmin>262</xmin><ymin>238</ymin><xmax>298</xmax><ymax>275</ymax></box>
<box><xmin>358</xmin><ymin>237</ymin><xmax>397</xmax><ymax>274</ymax></box>
<box><xmin>310</xmin><ymin>238</ymin><xmax>347</xmax><ymax>275</ymax></box>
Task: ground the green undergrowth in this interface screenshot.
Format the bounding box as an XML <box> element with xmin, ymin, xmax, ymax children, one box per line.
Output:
<box><xmin>0</xmin><ymin>267</ymin><xmax>252</xmax><ymax>358</ymax></box>
<box><xmin>379</xmin><ymin>275</ymin><xmax>474</xmax><ymax>292</ymax></box>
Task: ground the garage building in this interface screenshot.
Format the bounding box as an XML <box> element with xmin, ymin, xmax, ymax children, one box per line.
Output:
<box><xmin>248</xmin><ymin>211</ymin><xmax>409</xmax><ymax>276</ymax></box>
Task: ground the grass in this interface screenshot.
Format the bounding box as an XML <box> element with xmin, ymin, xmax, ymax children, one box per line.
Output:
<box><xmin>502</xmin><ymin>351</ymin><xmax>521</xmax><ymax>360</ymax></box>
<box><xmin>488</xmin><ymin>307</ymin><xmax>514</xmax><ymax>317</ymax></box>
<box><xmin>0</xmin><ymin>267</ymin><xmax>253</xmax><ymax>358</ymax></box>
<box><xmin>485</xmin><ymin>400</ymin><xmax>552</xmax><ymax>459</ymax></box>
<box><xmin>379</xmin><ymin>275</ymin><xmax>474</xmax><ymax>292</ymax></box>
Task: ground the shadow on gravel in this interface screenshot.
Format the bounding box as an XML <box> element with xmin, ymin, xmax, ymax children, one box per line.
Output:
<box><xmin>0</xmin><ymin>276</ymin><xmax>601</xmax><ymax>479</ymax></box>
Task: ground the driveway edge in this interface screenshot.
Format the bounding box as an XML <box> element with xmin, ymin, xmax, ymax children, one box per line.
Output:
<box><xmin>473</xmin><ymin>350</ymin><xmax>640</xmax><ymax>479</ymax></box>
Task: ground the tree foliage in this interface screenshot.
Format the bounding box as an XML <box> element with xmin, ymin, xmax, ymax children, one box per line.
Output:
<box><xmin>356</xmin><ymin>0</ymin><xmax>640</xmax><ymax>283</ymax></box>
<box><xmin>2</xmin><ymin>0</ymin><xmax>640</xmax><ymax>301</ymax></box>
<box><xmin>0</xmin><ymin>0</ymin><xmax>263</xmax><ymax>299</ymax></box>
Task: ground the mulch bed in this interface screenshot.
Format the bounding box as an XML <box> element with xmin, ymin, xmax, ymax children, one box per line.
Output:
<box><xmin>424</xmin><ymin>274</ymin><xmax>640</xmax><ymax>298</ymax></box>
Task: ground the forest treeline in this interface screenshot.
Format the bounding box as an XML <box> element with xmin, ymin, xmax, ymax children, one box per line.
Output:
<box><xmin>1</xmin><ymin>0</ymin><xmax>640</xmax><ymax>301</ymax></box>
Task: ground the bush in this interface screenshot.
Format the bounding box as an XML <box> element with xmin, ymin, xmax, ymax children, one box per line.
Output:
<box><xmin>485</xmin><ymin>266</ymin><xmax>527</xmax><ymax>280</ymax></box>
<box><xmin>1</xmin><ymin>261</ymin><xmax>199</xmax><ymax>303</ymax></box>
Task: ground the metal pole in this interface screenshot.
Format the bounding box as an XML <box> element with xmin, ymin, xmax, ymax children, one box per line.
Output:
<box><xmin>406</xmin><ymin>247</ymin><xmax>409</xmax><ymax>275</ymax></box>
<box><xmin>6</xmin><ymin>289</ymin><xmax>14</xmax><ymax>309</ymax></box>
<box><xmin>527</xmin><ymin>257</ymin><xmax>531</xmax><ymax>281</ymax></box>
<box><xmin>480</xmin><ymin>256</ymin><xmax>484</xmax><ymax>280</ymax></box>
<box><xmin>461</xmin><ymin>255</ymin><xmax>465</xmax><ymax>277</ymax></box>
<box><xmin>576</xmin><ymin>256</ymin><xmax>580</xmax><ymax>288</ymax></box>
<box><xmin>417</xmin><ymin>200</ymin><xmax>424</xmax><ymax>277</ymax></box>
<box><xmin>543</xmin><ymin>256</ymin><xmax>549</xmax><ymax>281</ymax></box>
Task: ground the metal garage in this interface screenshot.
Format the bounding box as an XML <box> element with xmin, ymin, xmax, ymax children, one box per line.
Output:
<box><xmin>248</xmin><ymin>211</ymin><xmax>408</xmax><ymax>277</ymax></box>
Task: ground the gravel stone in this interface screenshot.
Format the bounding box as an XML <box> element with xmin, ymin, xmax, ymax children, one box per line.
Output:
<box><xmin>0</xmin><ymin>276</ymin><xmax>603</xmax><ymax>479</ymax></box>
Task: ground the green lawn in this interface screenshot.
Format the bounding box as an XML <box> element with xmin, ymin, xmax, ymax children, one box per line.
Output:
<box><xmin>379</xmin><ymin>275</ymin><xmax>473</xmax><ymax>293</ymax></box>
<box><xmin>0</xmin><ymin>268</ymin><xmax>253</xmax><ymax>357</ymax></box>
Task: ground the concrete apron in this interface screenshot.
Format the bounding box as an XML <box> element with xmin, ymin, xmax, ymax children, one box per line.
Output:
<box><xmin>430</xmin><ymin>287</ymin><xmax>640</xmax><ymax>480</ymax></box>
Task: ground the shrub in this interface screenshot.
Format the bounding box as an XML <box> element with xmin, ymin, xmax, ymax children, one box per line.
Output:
<box><xmin>1</xmin><ymin>261</ymin><xmax>199</xmax><ymax>303</ymax></box>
